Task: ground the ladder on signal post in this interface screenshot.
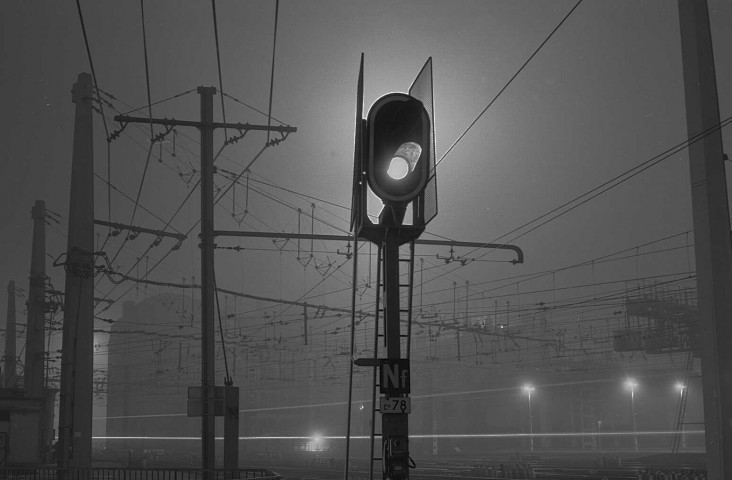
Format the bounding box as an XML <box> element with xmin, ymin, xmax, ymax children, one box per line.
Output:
<box><xmin>367</xmin><ymin>241</ymin><xmax>416</xmax><ymax>480</ymax></box>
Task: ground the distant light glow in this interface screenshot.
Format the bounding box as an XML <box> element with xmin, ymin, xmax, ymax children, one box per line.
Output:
<box><xmin>624</xmin><ymin>378</ymin><xmax>638</xmax><ymax>390</ymax></box>
<box><xmin>522</xmin><ymin>384</ymin><xmax>536</xmax><ymax>395</ymax></box>
<box><xmin>92</xmin><ymin>378</ymin><xmax>658</xmax><ymax>422</ymax></box>
<box><xmin>675</xmin><ymin>382</ymin><xmax>687</xmax><ymax>393</ymax></box>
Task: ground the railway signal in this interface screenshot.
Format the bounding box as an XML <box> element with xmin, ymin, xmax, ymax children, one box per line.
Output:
<box><xmin>366</xmin><ymin>93</ymin><xmax>430</xmax><ymax>205</ymax></box>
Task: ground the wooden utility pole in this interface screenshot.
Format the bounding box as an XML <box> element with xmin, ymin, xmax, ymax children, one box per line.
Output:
<box><xmin>678</xmin><ymin>1</ymin><xmax>732</xmax><ymax>477</ymax></box>
<box><xmin>115</xmin><ymin>87</ymin><xmax>295</xmax><ymax>476</ymax></box>
<box><xmin>4</xmin><ymin>281</ymin><xmax>17</xmax><ymax>389</ymax></box>
<box><xmin>26</xmin><ymin>200</ymin><xmax>46</xmax><ymax>397</ymax></box>
<box><xmin>58</xmin><ymin>72</ymin><xmax>95</xmax><ymax>470</ymax></box>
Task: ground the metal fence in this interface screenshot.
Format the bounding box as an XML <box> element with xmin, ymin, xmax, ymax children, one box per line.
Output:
<box><xmin>0</xmin><ymin>467</ymin><xmax>281</xmax><ymax>480</ymax></box>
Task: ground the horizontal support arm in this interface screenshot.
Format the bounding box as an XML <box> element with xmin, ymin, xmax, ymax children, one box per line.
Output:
<box><xmin>94</xmin><ymin>219</ymin><xmax>187</xmax><ymax>241</ymax></box>
<box><xmin>212</xmin><ymin>230</ymin><xmax>523</xmax><ymax>264</ymax></box>
<box><xmin>114</xmin><ymin>115</ymin><xmax>297</xmax><ymax>134</ymax></box>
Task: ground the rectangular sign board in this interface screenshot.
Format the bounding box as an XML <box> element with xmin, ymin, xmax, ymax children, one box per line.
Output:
<box><xmin>187</xmin><ymin>398</ymin><xmax>224</xmax><ymax>417</ymax></box>
<box><xmin>380</xmin><ymin>396</ymin><xmax>411</xmax><ymax>414</ymax></box>
<box><xmin>379</xmin><ymin>359</ymin><xmax>410</xmax><ymax>395</ymax></box>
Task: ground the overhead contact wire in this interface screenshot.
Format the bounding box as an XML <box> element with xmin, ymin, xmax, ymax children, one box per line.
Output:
<box><xmin>437</xmin><ymin>0</ymin><xmax>583</xmax><ymax>166</ymax></box>
<box><xmin>74</xmin><ymin>0</ymin><xmax>109</xmax><ymax>140</ymax></box>
<box><xmin>140</xmin><ymin>0</ymin><xmax>154</xmax><ymax>139</ymax></box>
<box><xmin>266</xmin><ymin>0</ymin><xmax>280</xmax><ymax>144</ymax></box>
<box><xmin>211</xmin><ymin>0</ymin><xmax>227</xmax><ymax>139</ymax></box>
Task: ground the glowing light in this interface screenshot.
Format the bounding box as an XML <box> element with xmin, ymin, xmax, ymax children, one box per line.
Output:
<box><xmin>522</xmin><ymin>384</ymin><xmax>536</xmax><ymax>395</ymax></box>
<box><xmin>387</xmin><ymin>157</ymin><xmax>409</xmax><ymax>179</ymax></box>
<box><xmin>624</xmin><ymin>378</ymin><xmax>638</xmax><ymax>390</ymax></box>
<box><xmin>387</xmin><ymin>142</ymin><xmax>422</xmax><ymax>180</ymax></box>
<box><xmin>675</xmin><ymin>382</ymin><xmax>687</xmax><ymax>393</ymax></box>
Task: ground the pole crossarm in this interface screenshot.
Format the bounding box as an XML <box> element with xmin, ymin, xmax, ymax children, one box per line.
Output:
<box><xmin>94</xmin><ymin>219</ymin><xmax>187</xmax><ymax>241</ymax></box>
<box><xmin>214</xmin><ymin>230</ymin><xmax>350</xmax><ymax>242</ymax></box>
<box><xmin>113</xmin><ymin>114</ymin><xmax>297</xmax><ymax>134</ymax></box>
<box><xmin>415</xmin><ymin>239</ymin><xmax>523</xmax><ymax>264</ymax></box>
<box><xmin>212</xmin><ymin>230</ymin><xmax>524</xmax><ymax>264</ymax></box>
<box><xmin>108</xmin><ymin>87</ymin><xmax>299</xmax><ymax>477</ymax></box>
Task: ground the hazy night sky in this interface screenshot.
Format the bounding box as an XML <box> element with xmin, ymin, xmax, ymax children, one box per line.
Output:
<box><xmin>2</xmin><ymin>0</ymin><xmax>732</xmax><ymax>397</ymax></box>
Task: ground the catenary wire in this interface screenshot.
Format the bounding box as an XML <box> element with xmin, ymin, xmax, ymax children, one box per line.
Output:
<box><xmin>437</xmin><ymin>0</ymin><xmax>583</xmax><ymax>167</ymax></box>
<box><xmin>211</xmin><ymin>0</ymin><xmax>228</xmax><ymax>138</ymax></box>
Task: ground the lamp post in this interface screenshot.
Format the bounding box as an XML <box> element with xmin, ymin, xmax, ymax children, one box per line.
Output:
<box><xmin>675</xmin><ymin>382</ymin><xmax>687</xmax><ymax>398</ymax></box>
<box><xmin>676</xmin><ymin>382</ymin><xmax>687</xmax><ymax>449</ymax></box>
<box><xmin>625</xmin><ymin>378</ymin><xmax>639</xmax><ymax>452</ymax></box>
<box><xmin>523</xmin><ymin>384</ymin><xmax>536</xmax><ymax>453</ymax></box>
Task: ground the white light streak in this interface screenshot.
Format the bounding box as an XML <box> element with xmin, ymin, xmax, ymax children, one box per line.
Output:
<box><xmin>94</xmin><ymin>430</ymin><xmax>705</xmax><ymax>442</ymax></box>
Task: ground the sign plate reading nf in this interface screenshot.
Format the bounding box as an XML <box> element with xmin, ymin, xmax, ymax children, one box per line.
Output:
<box><xmin>380</xmin><ymin>396</ymin><xmax>411</xmax><ymax>414</ymax></box>
<box><xmin>380</xmin><ymin>359</ymin><xmax>410</xmax><ymax>395</ymax></box>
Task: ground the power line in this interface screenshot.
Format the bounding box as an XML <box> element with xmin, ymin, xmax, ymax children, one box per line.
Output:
<box><xmin>425</xmin><ymin>115</ymin><xmax>732</xmax><ymax>288</ymax></box>
<box><xmin>92</xmin><ymin>173</ymin><xmax>185</xmax><ymax>234</ymax></box>
<box><xmin>210</xmin><ymin>0</ymin><xmax>228</xmax><ymax>137</ymax></box>
<box><xmin>115</xmin><ymin>87</ymin><xmax>198</xmax><ymax>117</ymax></box>
<box><xmin>140</xmin><ymin>0</ymin><xmax>154</xmax><ymax>139</ymax></box>
<box><xmin>94</xmin><ymin>180</ymin><xmax>200</xmax><ymax>310</ymax></box>
<box><xmin>434</xmin><ymin>229</ymin><xmax>696</xmax><ymax>300</ymax></box>
<box><xmin>74</xmin><ymin>0</ymin><xmax>109</xmax><ymax>140</ymax></box>
<box><xmin>266</xmin><ymin>0</ymin><xmax>280</xmax><ymax>144</ymax></box>
<box><xmin>104</xmin><ymin>142</ymin><xmax>156</xmax><ymax>269</ymax></box>
<box><xmin>488</xmin><ymin>117</ymin><xmax>732</xmax><ymax>251</ymax></box>
<box><xmin>221</xmin><ymin>91</ymin><xmax>289</xmax><ymax>126</ymax></box>
<box><xmin>437</xmin><ymin>0</ymin><xmax>583</xmax><ymax>166</ymax></box>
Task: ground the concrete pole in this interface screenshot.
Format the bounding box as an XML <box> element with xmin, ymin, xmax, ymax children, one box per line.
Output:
<box><xmin>678</xmin><ymin>1</ymin><xmax>732</xmax><ymax>477</ymax></box>
<box><xmin>4</xmin><ymin>281</ymin><xmax>17</xmax><ymax>388</ymax></box>
<box><xmin>26</xmin><ymin>200</ymin><xmax>46</xmax><ymax>397</ymax></box>
<box><xmin>630</xmin><ymin>387</ymin><xmax>638</xmax><ymax>452</ymax></box>
<box><xmin>453</xmin><ymin>282</ymin><xmax>460</xmax><ymax>361</ymax></box>
<box><xmin>58</xmin><ymin>72</ymin><xmax>95</xmax><ymax>470</ymax></box>
<box><xmin>527</xmin><ymin>391</ymin><xmax>534</xmax><ymax>453</ymax></box>
<box><xmin>198</xmin><ymin>86</ymin><xmax>217</xmax><ymax>477</ymax></box>
<box><xmin>382</xmin><ymin>235</ymin><xmax>409</xmax><ymax>479</ymax></box>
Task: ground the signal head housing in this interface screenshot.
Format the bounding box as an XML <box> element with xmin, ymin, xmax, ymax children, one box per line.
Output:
<box><xmin>366</xmin><ymin>93</ymin><xmax>430</xmax><ymax>204</ymax></box>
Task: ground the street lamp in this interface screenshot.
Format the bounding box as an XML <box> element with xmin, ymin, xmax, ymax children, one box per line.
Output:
<box><xmin>522</xmin><ymin>384</ymin><xmax>536</xmax><ymax>453</ymax></box>
<box><xmin>675</xmin><ymin>382</ymin><xmax>687</xmax><ymax>397</ymax></box>
<box><xmin>624</xmin><ymin>378</ymin><xmax>639</xmax><ymax>452</ymax></box>
<box><xmin>675</xmin><ymin>382</ymin><xmax>687</xmax><ymax>449</ymax></box>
